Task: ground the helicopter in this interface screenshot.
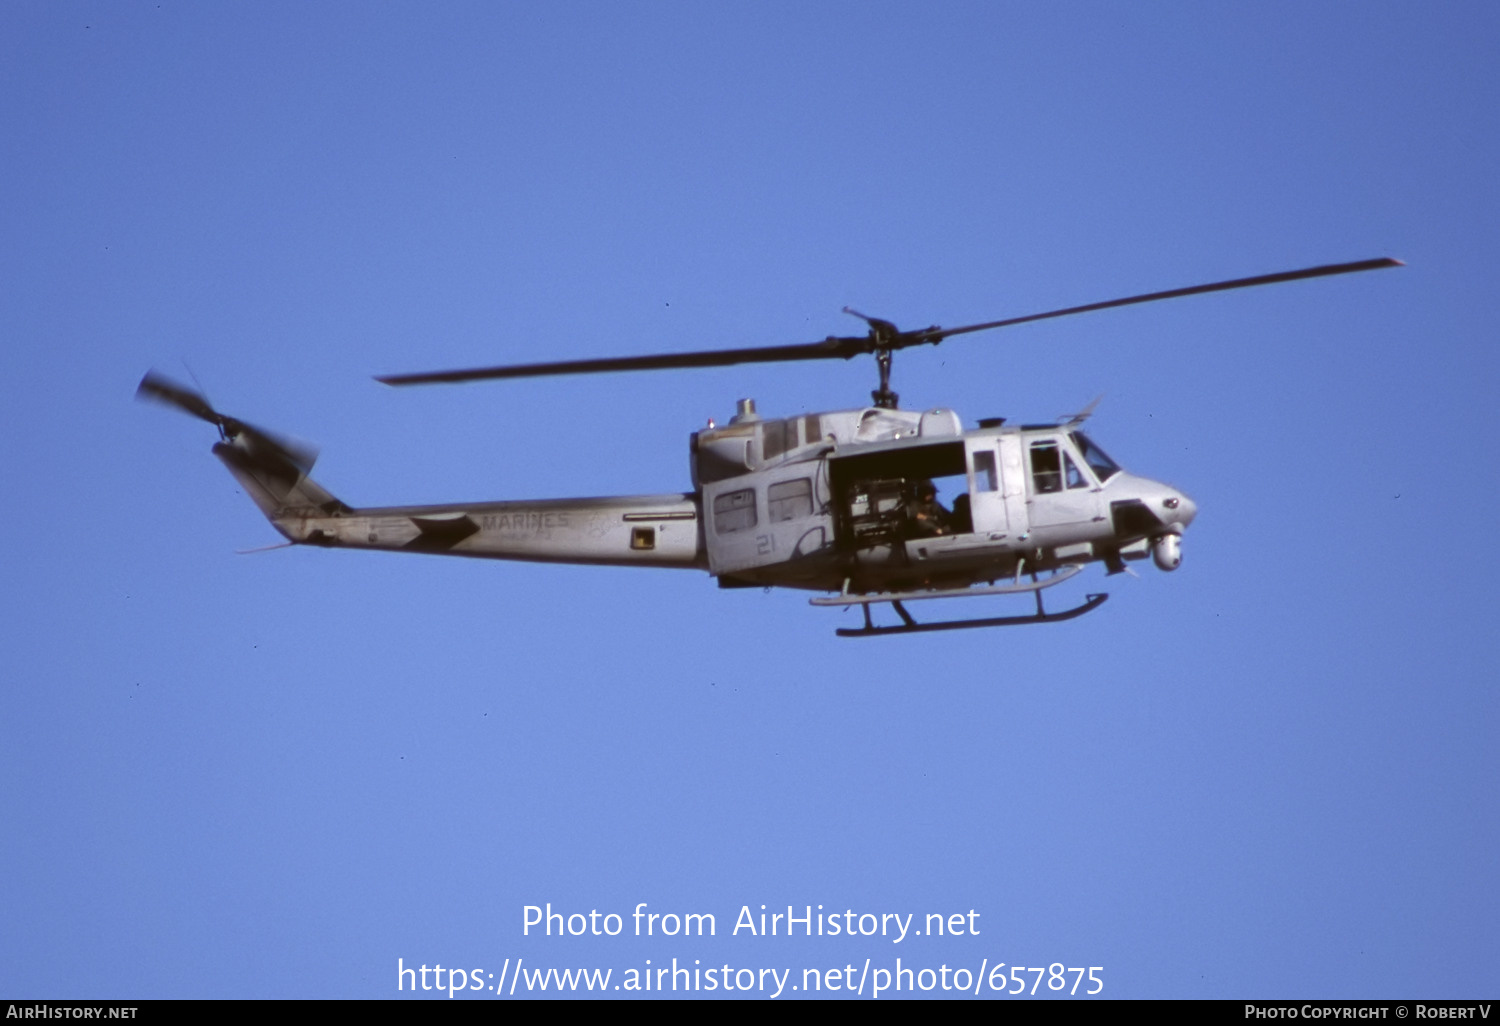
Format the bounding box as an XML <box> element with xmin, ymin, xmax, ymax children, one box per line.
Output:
<box><xmin>139</xmin><ymin>257</ymin><xmax>1399</xmax><ymax>637</ymax></box>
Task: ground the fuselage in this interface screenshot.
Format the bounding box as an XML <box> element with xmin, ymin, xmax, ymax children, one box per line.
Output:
<box><xmin>246</xmin><ymin>401</ymin><xmax>1194</xmax><ymax>597</ymax></box>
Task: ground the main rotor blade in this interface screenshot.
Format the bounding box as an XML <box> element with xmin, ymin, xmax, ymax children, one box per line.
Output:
<box><xmin>919</xmin><ymin>257</ymin><xmax>1403</xmax><ymax>343</ymax></box>
<box><xmin>375</xmin><ymin>256</ymin><xmax>1401</xmax><ymax>387</ymax></box>
<box><xmin>376</xmin><ymin>336</ymin><xmax>866</xmax><ymax>386</ymax></box>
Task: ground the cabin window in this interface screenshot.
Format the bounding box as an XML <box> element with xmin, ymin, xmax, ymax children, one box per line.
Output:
<box><xmin>1030</xmin><ymin>441</ymin><xmax>1063</xmax><ymax>494</ymax></box>
<box><xmin>973</xmin><ymin>449</ymin><xmax>998</xmax><ymax>492</ymax></box>
<box><xmin>713</xmin><ymin>488</ymin><xmax>757</xmax><ymax>533</ymax></box>
<box><xmin>630</xmin><ymin>527</ymin><xmax>656</xmax><ymax>550</ymax></box>
<box><xmin>767</xmin><ymin>478</ymin><xmax>813</xmax><ymax>522</ymax></box>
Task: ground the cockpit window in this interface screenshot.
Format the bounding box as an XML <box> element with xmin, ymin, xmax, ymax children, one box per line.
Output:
<box><xmin>1065</xmin><ymin>453</ymin><xmax>1086</xmax><ymax>489</ymax></box>
<box><xmin>1070</xmin><ymin>431</ymin><xmax>1120</xmax><ymax>483</ymax></box>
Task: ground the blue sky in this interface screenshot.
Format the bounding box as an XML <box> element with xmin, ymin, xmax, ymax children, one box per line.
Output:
<box><xmin>3</xmin><ymin>2</ymin><xmax>1496</xmax><ymax>999</ymax></box>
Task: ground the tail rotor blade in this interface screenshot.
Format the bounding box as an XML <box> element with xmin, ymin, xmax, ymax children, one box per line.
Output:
<box><xmin>137</xmin><ymin>369</ymin><xmax>317</xmax><ymax>475</ymax></box>
<box><xmin>233</xmin><ymin>421</ymin><xmax>319</xmax><ymax>477</ymax></box>
<box><xmin>136</xmin><ymin>370</ymin><xmax>222</xmax><ymax>427</ymax></box>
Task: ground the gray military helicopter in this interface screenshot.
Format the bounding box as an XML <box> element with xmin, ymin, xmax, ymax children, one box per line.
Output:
<box><xmin>140</xmin><ymin>257</ymin><xmax>1398</xmax><ymax>636</ymax></box>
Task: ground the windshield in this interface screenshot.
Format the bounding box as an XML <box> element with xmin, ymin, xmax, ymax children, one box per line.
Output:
<box><xmin>1070</xmin><ymin>431</ymin><xmax>1121</xmax><ymax>483</ymax></box>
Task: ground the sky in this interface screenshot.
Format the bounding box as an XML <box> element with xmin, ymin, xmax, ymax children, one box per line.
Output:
<box><xmin>3</xmin><ymin>1</ymin><xmax>1497</xmax><ymax>1001</ymax></box>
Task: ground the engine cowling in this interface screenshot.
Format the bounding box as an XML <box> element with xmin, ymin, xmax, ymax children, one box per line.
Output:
<box><xmin>1152</xmin><ymin>533</ymin><xmax>1182</xmax><ymax>571</ymax></box>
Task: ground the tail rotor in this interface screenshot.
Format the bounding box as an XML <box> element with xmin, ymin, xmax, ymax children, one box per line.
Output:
<box><xmin>136</xmin><ymin>370</ymin><xmax>318</xmax><ymax>477</ymax></box>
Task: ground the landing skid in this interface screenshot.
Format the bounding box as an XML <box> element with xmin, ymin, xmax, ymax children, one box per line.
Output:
<box><xmin>835</xmin><ymin>592</ymin><xmax>1109</xmax><ymax>638</ymax></box>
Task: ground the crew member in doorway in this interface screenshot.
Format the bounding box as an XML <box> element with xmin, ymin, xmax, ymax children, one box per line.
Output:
<box><xmin>907</xmin><ymin>480</ymin><xmax>952</xmax><ymax>537</ymax></box>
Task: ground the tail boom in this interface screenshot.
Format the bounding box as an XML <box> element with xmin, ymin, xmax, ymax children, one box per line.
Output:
<box><xmin>265</xmin><ymin>492</ymin><xmax>706</xmax><ymax>569</ymax></box>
